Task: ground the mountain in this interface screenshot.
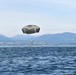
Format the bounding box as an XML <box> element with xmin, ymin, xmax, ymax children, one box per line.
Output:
<box><xmin>0</xmin><ymin>32</ymin><xmax>76</xmax><ymax>43</ymax></box>
<box><xmin>0</xmin><ymin>34</ymin><xmax>10</xmax><ymax>41</ymax></box>
<box><xmin>11</xmin><ymin>34</ymin><xmax>35</xmax><ymax>40</ymax></box>
<box><xmin>34</xmin><ymin>32</ymin><xmax>76</xmax><ymax>43</ymax></box>
<box><xmin>35</xmin><ymin>32</ymin><xmax>76</xmax><ymax>43</ymax></box>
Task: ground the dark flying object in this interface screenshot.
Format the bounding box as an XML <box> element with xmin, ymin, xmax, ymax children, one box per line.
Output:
<box><xmin>22</xmin><ymin>25</ymin><xmax>40</xmax><ymax>34</ymax></box>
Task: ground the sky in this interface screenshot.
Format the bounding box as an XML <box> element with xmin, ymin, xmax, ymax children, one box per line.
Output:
<box><xmin>0</xmin><ymin>0</ymin><xmax>76</xmax><ymax>37</ymax></box>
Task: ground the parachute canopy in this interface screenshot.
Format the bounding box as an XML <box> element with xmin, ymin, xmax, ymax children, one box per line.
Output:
<box><xmin>22</xmin><ymin>25</ymin><xmax>40</xmax><ymax>34</ymax></box>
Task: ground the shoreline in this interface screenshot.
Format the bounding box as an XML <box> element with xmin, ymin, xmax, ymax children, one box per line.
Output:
<box><xmin>0</xmin><ymin>45</ymin><xmax>76</xmax><ymax>47</ymax></box>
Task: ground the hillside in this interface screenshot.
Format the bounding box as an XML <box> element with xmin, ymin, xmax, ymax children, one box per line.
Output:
<box><xmin>0</xmin><ymin>32</ymin><xmax>76</xmax><ymax>44</ymax></box>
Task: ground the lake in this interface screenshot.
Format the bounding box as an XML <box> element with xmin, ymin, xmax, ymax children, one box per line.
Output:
<box><xmin>0</xmin><ymin>47</ymin><xmax>76</xmax><ymax>75</ymax></box>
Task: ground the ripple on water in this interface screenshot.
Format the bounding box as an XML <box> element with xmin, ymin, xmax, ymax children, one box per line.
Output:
<box><xmin>0</xmin><ymin>47</ymin><xmax>76</xmax><ymax>75</ymax></box>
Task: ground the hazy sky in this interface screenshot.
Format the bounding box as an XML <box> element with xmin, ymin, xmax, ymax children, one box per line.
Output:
<box><xmin>0</xmin><ymin>0</ymin><xmax>76</xmax><ymax>37</ymax></box>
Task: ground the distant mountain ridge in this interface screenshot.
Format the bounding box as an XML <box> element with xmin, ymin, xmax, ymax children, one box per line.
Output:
<box><xmin>11</xmin><ymin>34</ymin><xmax>35</xmax><ymax>40</ymax></box>
<box><xmin>34</xmin><ymin>32</ymin><xmax>76</xmax><ymax>43</ymax></box>
<box><xmin>0</xmin><ymin>32</ymin><xmax>76</xmax><ymax>43</ymax></box>
<box><xmin>0</xmin><ymin>34</ymin><xmax>10</xmax><ymax>41</ymax></box>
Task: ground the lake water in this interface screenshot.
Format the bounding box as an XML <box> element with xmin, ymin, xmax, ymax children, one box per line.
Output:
<box><xmin>0</xmin><ymin>47</ymin><xmax>76</xmax><ymax>75</ymax></box>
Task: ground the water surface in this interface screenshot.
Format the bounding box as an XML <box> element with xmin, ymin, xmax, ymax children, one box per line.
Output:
<box><xmin>0</xmin><ymin>47</ymin><xmax>76</xmax><ymax>75</ymax></box>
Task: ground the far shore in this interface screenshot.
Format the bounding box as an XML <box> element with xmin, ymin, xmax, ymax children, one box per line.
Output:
<box><xmin>0</xmin><ymin>45</ymin><xmax>76</xmax><ymax>47</ymax></box>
